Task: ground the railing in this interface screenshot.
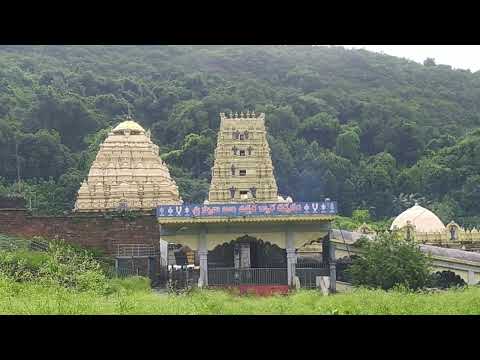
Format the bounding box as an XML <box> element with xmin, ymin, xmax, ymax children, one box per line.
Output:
<box><xmin>296</xmin><ymin>263</ymin><xmax>330</xmax><ymax>289</ymax></box>
<box><xmin>208</xmin><ymin>267</ymin><xmax>288</xmax><ymax>286</ymax></box>
<box><xmin>0</xmin><ymin>235</ymin><xmax>49</xmax><ymax>252</ymax></box>
<box><xmin>108</xmin><ymin>266</ymin><xmax>140</xmax><ymax>278</ymax></box>
<box><xmin>115</xmin><ymin>244</ymin><xmax>158</xmax><ymax>257</ymax></box>
<box><xmin>169</xmin><ymin>267</ymin><xmax>200</xmax><ymax>290</ymax></box>
<box><xmin>30</xmin><ymin>239</ymin><xmax>49</xmax><ymax>252</ymax></box>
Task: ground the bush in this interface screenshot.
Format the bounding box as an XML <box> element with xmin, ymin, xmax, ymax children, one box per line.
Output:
<box><xmin>346</xmin><ymin>231</ymin><xmax>432</xmax><ymax>290</ymax></box>
<box><xmin>428</xmin><ymin>271</ymin><xmax>467</xmax><ymax>289</ymax></box>
<box><xmin>0</xmin><ymin>239</ymin><xmax>110</xmax><ymax>294</ymax></box>
<box><xmin>0</xmin><ymin>250</ymin><xmax>49</xmax><ymax>281</ymax></box>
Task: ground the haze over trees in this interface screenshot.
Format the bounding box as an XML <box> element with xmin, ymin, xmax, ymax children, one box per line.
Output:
<box><xmin>1</xmin><ymin>45</ymin><xmax>480</xmax><ymax>225</ymax></box>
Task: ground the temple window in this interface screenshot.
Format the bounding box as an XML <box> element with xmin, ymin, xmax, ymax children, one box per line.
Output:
<box><xmin>240</xmin><ymin>190</ymin><xmax>249</xmax><ymax>200</ymax></box>
<box><xmin>239</xmin><ymin>134</ymin><xmax>245</xmax><ymax>140</ymax></box>
<box><xmin>239</xmin><ymin>150</ymin><xmax>246</xmax><ymax>156</ymax></box>
<box><xmin>231</xmin><ymin>165</ymin><xmax>236</xmax><ymax>176</ymax></box>
<box><xmin>239</xmin><ymin>170</ymin><xmax>247</xmax><ymax>176</ymax></box>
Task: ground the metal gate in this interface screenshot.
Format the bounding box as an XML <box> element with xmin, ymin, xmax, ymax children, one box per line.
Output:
<box><xmin>168</xmin><ymin>267</ymin><xmax>200</xmax><ymax>290</ymax></box>
<box><xmin>208</xmin><ymin>267</ymin><xmax>288</xmax><ymax>286</ymax></box>
<box><xmin>296</xmin><ymin>263</ymin><xmax>330</xmax><ymax>289</ymax></box>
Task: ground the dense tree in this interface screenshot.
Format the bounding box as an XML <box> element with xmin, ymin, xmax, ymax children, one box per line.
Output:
<box><xmin>299</xmin><ymin>112</ymin><xmax>340</xmax><ymax>148</ymax></box>
<box><xmin>17</xmin><ymin>130</ymin><xmax>72</xmax><ymax>180</ymax></box>
<box><xmin>335</xmin><ymin>130</ymin><xmax>360</xmax><ymax>161</ymax></box>
<box><xmin>347</xmin><ymin>231</ymin><xmax>432</xmax><ymax>290</ymax></box>
<box><xmin>0</xmin><ymin>45</ymin><xmax>480</xmax><ymax>225</ymax></box>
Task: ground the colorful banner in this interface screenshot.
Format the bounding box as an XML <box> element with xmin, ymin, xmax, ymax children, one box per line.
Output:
<box><xmin>156</xmin><ymin>201</ymin><xmax>337</xmax><ymax>218</ymax></box>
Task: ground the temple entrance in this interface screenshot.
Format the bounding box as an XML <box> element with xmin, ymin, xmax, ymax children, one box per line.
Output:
<box><xmin>207</xmin><ymin>235</ymin><xmax>288</xmax><ymax>290</ymax></box>
<box><xmin>208</xmin><ymin>235</ymin><xmax>286</xmax><ymax>269</ymax></box>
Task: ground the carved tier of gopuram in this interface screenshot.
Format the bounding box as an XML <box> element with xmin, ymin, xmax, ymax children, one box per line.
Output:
<box><xmin>207</xmin><ymin>111</ymin><xmax>290</xmax><ymax>204</ymax></box>
<box><xmin>157</xmin><ymin>112</ymin><xmax>338</xmax><ymax>294</ymax></box>
<box><xmin>74</xmin><ymin>117</ymin><xmax>182</xmax><ymax>212</ymax></box>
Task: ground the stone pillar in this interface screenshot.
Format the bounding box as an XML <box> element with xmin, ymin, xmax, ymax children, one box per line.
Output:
<box><xmin>286</xmin><ymin>249</ymin><xmax>297</xmax><ymax>288</ymax></box>
<box><xmin>468</xmin><ymin>270</ymin><xmax>475</xmax><ymax>285</ymax></box>
<box><xmin>158</xmin><ymin>224</ymin><xmax>165</xmax><ymax>267</ymax></box>
<box><xmin>240</xmin><ymin>242</ymin><xmax>251</xmax><ymax>269</ymax></box>
<box><xmin>198</xmin><ymin>226</ymin><xmax>208</xmax><ymax>288</ymax></box>
<box><xmin>329</xmin><ymin>232</ymin><xmax>336</xmax><ymax>293</ymax></box>
<box><xmin>286</xmin><ymin>228</ymin><xmax>297</xmax><ymax>288</ymax></box>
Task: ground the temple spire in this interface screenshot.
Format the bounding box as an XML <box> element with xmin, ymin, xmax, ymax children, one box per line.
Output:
<box><xmin>207</xmin><ymin>112</ymin><xmax>280</xmax><ymax>203</ymax></box>
<box><xmin>74</xmin><ymin>119</ymin><xmax>182</xmax><ymax>212</ymax></box>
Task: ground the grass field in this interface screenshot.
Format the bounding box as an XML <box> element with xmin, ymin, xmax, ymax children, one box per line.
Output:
<box><xmin>1</xmin><ymin>276</ymin><xmax>479</xmax><ymax>315</ymax></box>
<box><xmin>1</xmin><ymin>235</ymin><xmax>478</xmax><ymax>315</ymax></box>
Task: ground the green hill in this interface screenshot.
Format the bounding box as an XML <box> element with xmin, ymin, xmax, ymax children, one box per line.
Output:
<box><xmin>1</xmin><ymin>45</ymin><xmax>479</xmax><ymax>223</ymax></box>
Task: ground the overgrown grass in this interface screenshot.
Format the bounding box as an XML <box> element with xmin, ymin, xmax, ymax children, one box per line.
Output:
<box><xmin>1</xmin><ymin>234</ymin><xmax>479</xmax><ymax>315</ymax></box>
<box><xmin>0</xmin><ymin>237</ymin><xmax>111</xmax><ymax>293</ymax></box>
<box><xmin>0</xmin><ymin>234</ymin><xmax>32</xmax><ymax>251</ymax></box>
<box><xmin>1</xmin><ymin>275</ymin><xmax>479</xmax><ymax>315</ymax></box>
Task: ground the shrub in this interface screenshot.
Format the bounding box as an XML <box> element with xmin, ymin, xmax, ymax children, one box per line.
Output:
<box><xmin>0</xmin><ymin>250</ymin><xmax>49</xmax><ymax>281</ymax></box>
<box><xmin>40</xmin><ymin>240</ymin><xmax>110</xmax><ymax>293</ymax></box>
<box><xmin>346</xmin><ymin>231</ymin><xmax>432</xmax><ymax>290</ymax></box>
<box><xmin>0</xmin><ymin>239</ymin><xmax>110</xmax><ymax>294</ymax></box>
<box><xmin>428</xmin><ymin>271</ymin><xmax>467</xmax><ymax>289</ymax></box>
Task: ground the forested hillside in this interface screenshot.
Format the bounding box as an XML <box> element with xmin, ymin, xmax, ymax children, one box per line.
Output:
<box><xmin>1</xmin><ymin>45</ymin><xmax>480</xmax><ymax>225</ymax></box>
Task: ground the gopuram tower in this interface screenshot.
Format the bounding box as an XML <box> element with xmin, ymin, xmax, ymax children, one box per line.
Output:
<box><xmin>207</xmin><ymin>111</ymin><xmax>291</xmax><ymax>204</ymax></box>
<box><xmin>74</xmin><ymin>117</ymin><xmax>182</xmax><ymax>212</ymax></box>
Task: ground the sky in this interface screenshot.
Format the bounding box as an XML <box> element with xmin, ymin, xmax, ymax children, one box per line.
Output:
<box><xmin>331</xmin><ymin>45</ymin><xmax>480</xmax><ymax>72</ymax></box>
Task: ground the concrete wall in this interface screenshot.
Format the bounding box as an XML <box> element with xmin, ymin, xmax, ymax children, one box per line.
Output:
<box><xmin>0</xmin><ymin>209</ymin><xmax>159</xmax><ymax>255</ymax></box>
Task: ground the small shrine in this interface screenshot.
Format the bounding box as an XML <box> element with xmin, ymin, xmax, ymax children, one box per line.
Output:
<box><xmin>390</xmin><ymin>203</ymin><xmax>480</xmax><ymax>250</ymax></box>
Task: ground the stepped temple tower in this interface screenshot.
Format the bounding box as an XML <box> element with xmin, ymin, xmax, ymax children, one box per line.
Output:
<box><xmin>207</xmin><ymin>111</ymin><xmax>290</xmax><ymax>203</ymax></box>
<box><xmin>74</xmin><ymin>117</ymin><xmax>182</xmax><ymax>212</ymax></box>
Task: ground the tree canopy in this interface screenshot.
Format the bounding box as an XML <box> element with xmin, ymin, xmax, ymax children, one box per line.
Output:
<box><xmin>1</xmin><ymin>45</ymin><xmax>480</xmax><ymax>223</ymax></box>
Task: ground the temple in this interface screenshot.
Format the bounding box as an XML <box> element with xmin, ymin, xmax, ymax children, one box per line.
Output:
<box><xmin>74</xmin><ymin>117</ymin><xmax>182</xmax><ymax>212</ymax></box>
<box><xmin>389</xmin><ymin>203</ymin><xmax>480</xmax><ymax>251</ymax></box>
<box><xmin>207</xmin><ymin>112</ymin><xmax>290</xmax><ymax>203</ymax></box>
<box><xmin>157</xmin><ymin>112</ymin><xmax>337</xmax><ymax>293</ymax></box>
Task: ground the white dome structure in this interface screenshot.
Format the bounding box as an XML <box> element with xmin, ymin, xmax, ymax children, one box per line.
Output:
<box><xmin>391</xmin><ymin>203</ymin><xmax>446</xmax><ymax>233</ymax></box>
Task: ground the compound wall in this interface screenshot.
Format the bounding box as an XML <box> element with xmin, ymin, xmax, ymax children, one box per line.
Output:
<box><xmin>0</xmin><ymin>208</ymin><xmax>160</xmax><ymax>255</ymax></box>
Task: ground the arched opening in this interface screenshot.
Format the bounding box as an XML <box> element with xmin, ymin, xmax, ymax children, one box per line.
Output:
<box><xmin>208</xmin><ymin>235</ymin><xmax>286</xmax><ymax>269</ymax></box>
<box><xmin>207</xmin><ymin>235</ymin><xmax>288</xmax><ymax>286</ymax></box>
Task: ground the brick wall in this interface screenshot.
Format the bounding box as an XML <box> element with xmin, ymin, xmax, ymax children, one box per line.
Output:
<box><xmin>0</xmin><ymin>209</ymin><xmax>160</xmax><ymax>255</ymax></box>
